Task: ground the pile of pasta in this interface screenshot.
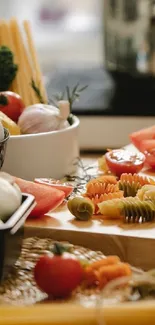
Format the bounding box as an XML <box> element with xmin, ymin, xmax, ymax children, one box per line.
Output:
<box><xmin>83</xmin><ymin>173</ymin><xmax>155</xmax><ymax>223</ymax></box>
<box><xmin>0</xmin><ymin>18</ymin><xmax>47</xmax><ymax>106</ymax></box>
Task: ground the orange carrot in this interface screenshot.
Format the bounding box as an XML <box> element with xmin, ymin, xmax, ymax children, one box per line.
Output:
<box><xmin>88</xmin><ymin>256</ymin><xmax>120</xmax><ymax>271</ymax></box>
<box><xmin>83</xmin><ymin>257</ymin><xmax>132</xmax><ymax>289</ymax></box>
<box><xmin>98</xmin><ymin>263</ymin><xmax>132</xmax><ymax>282</ymax></box>
<box><xmin>83</xmin><ymin>268</ymin><xmax>99</xmax><ymax>287</ymax></box>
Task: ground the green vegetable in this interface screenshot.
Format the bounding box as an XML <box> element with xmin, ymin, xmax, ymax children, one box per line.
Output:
<box><xmin>0</xmin><ymin>46</ymin><xmax>18</xmax><ymax>91</ymax></box>
<box><xmin>31</xmin><ymin>79</ymin><xmax>45</xmax><ymax>104</ymax></box>
<box><xmin>68</xmin><ymin>197</ymin><xmax>94</xmax><ymax>221</ymax></box>
<box><xmin>131</xmin><ymin>269</ymin><xmax>155</xmax><ymax>299</ymax></box>
<box><xmin>50</xmin><ymin>242</ymin><xmax>73</xmax><ymax>255</ymax></box>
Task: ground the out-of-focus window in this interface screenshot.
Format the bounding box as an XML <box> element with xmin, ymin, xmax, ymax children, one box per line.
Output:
<box><xmin>0</xmin><ymin>0</ymin><xmax>103</xmax><ymax>72</ymax></box>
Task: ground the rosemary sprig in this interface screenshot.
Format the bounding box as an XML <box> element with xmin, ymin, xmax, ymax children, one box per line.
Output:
<box><xmin>50</xmin><ymin>83</ymin><xmax>88</xmax><ymax>125</ymax></box>
<box><xmin>65</xmin><ymin>83</ymin><xmax>88</xmax><ymax>112</ymax></box>
<box><xmin>31</xmin><ymin>79</ymin><xmax>45</xmax><ymax>104</ymax></box>
<box><xmin>64</xmin><ymin>158</ymin><xmax>98</xmax><ymax>198</ymax></box>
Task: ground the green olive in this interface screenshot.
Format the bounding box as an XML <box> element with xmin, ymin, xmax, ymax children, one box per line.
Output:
<box><xmin>67</xmin><ymin>197</ymin><xmax>94</xmax><ymax>221</ymax></box>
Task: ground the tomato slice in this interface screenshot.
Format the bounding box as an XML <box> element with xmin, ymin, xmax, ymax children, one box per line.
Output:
<box><xmin>14</xmin><ymin>177</ymin><xmax>65</xmax><ymax>217</ymax></box>
<box><xmin>105</xmin><ymin>149</ymin><xmax>145</xmax><ymax>177</ymax></box>
<box><xmin>34</xmin><ymin>178</ymin><xmax>73</xmax><ymax>198</ymax></box>
<box><xmin>137</xmin><ymin>139</ymin><xmax>155</xmax><ymax>169</ymax></box>
<box><xmin>143</xmin><ymin>152</ymin><xmax>155</xmax><ymax>169</ymax></box>
<box><xmin>130</xmin><ymin>126</ymin><xmax>155</xmax><ymax>151</ymax></box>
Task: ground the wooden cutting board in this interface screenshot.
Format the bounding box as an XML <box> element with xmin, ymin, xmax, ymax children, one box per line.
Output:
<box><xmin>25</xmin><ymin>145</ymin><xmax>155</xmax><ymax>271</ymax></box>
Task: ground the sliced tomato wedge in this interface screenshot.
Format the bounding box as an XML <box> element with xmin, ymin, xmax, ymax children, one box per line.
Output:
<box><xmin>130</xmin><ymin>126</ymin><xmax>155</xmax><ymax>151</ymax></box>
<box><xmin>137</xmin><ymin>139</ymin><xmax>155</xmax><ymax>169</ymax></box>
<box><xmin>14</xmin><ymin>177</ymin><xmax>65</xmax><ymax>217</ymax></box>
<box><xmin>105</xmin><ymin>149</ymin><xmax>145</xmax><ymax>177</ymax></box>
<box><xmin>34</xmin><ymin>178</ymin><xmax>73</xmax><ymax>198</ymax></box>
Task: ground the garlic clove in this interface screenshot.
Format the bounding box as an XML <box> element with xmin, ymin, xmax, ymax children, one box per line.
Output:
<box><xmin>58</xmin><ymin>100</ymin><xmax>70</xmax><ymax>120</ymax></box>
<box><xmin>0</xmin><ymin>178</ymin><xmax>22</xmax><ymax>221</ymax></box>
<box><xmin>0</xmin><ymin>172</ymin><xmax>14</xmax><ymax>185</ymax></box>
<box><xmin>0</xmin><ymin>172</ymin><xmax>21</xmax><ymax>195</ymax></box>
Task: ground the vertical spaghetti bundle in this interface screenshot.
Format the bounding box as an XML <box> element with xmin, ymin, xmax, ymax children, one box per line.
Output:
<box><xmin>0</xmin><ymin>18</ymin><xmax>48</xmax><ymax>106</ymax></box>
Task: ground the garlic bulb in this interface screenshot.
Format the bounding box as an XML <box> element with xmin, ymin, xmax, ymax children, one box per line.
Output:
<box><xmin>58</xmin><ymin>120</ymin><xmax>70</xmax><ymax>130</ymax></box>
<box><xmin>0</xmin><ymin>172</ymin><xmax>22</xmax><ymax>221</ymax></box>
<box><xmin>18</xmin><ymin>102</ymin><xmax>70</xmax><ymax>135</ymax></box>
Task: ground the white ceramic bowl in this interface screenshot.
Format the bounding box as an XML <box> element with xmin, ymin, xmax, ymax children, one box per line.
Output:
<box><xmin>2</xmin><ymin>116</ymin><xmax>80</xmax><ymax>181</ymax></box>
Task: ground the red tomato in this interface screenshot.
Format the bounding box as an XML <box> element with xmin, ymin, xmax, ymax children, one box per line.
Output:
<box><xmin>105</xmin><ymin>149</ymin><xmax>145</xmax><ymax>177</ymax></box>
<box><xmin>34</xmin><ymin>178</ymin><xmax>73</xmax><ymax>198</ymax></box>
<box><xmin>34</xmin><ymin>253</ymin><xmax>83</xmax><ymax>298</ymax></box>
<box><xmin>14</xmin><ymin>177</ymin><xmax>65</xmax><ymax>217</ymax></box>
<box><xmin>0</xmin><ymin>91</ymin><xmax>25</xmax><ymax>122</ymax></box>
<box><xmin>130</xmin><ymin>126</ymin><xmax>155</xmax><ymax>151</ymax></box>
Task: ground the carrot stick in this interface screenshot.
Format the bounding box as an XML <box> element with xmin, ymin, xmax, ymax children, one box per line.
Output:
<box><xmin>88</xmin><ymin>256</ymin><xmax>120</xmax><ymax>271</ymax></box>
<box><xmin>83</xmin><ymin>268</ymin><xmax>100</xmax><ymax>287</ymax></box>
<box><xmin>98</xmin><ymin>263</ymin><xmax>132</xmax><ymax>282</ymax></box>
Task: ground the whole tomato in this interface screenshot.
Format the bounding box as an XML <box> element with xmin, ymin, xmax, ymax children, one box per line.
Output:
<box><xmin>0</xmin><ymin>91</ymin><xmax>25</xmax><ymax>122</ymax></box>
<box><xmin>34</xmin><ymin>243</ymin><xmax>84</xmax><ymax>298</ymax></box>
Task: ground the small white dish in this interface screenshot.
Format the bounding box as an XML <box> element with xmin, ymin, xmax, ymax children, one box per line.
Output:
<box><xmin>2</xmin><ymin>116</ymin><xmax>80</xmax><ymax>180</ymax></box>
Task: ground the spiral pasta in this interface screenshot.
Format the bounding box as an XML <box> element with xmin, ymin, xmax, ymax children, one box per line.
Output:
<box><xmin>137</xmin><ymin>185</ymin><xmax>155</xmax><ymax>201</ymax></box>
<box><xmin>98</xmin><ymin>197</ymin><xmax>155</xmax><ymax>223</ymax></box>
<box><xmin>85</xmin><ymin>176</ymin><xmax>119</xmax><ymax>198</ymax></box>
<box><xmin>120</xmin><ymin>173</ymin><xmax>155</xmax><ymax>186</ymax></box>
<box><xmin>90</xmin><ymin>191</ymin><xmax>124</xmax><ymax>214</ymax></box>
<box><xmin>118</xmin><ymin>173</ymin><xmax>155</xmax><ymax>197</ymax></box>
<box><xmin>119</xmin><ymin>180</ymin><xmax>141</xmax><ymax>197</ymax></box>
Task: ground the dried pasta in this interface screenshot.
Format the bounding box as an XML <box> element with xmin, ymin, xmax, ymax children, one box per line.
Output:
<box><xmin>118</xmin><ymin>180</ymin><xmax>141</xmax><ymax>197</ymax></box>
<box><xmin>98</xmin><ymin>197</ymin><xmax>155</xmax><ymax>223</ymax></box>
<box><xmin>98</xmin><ymin>155</ymin><xmax>110</xmax><ymax>173</ymax></box>
<box><xmin>118</xmin><ymin>173</ymin><xmax>155</xmax><ymax>197</ymax></box>
<box><xmin>0</xmin><ymin>18</ymin><xmax>47</xmax><ymax>106</ymax></box>
<box><xmin>137</xmin><ymin>185</ymin><xmax>155</xmax><ymax>201</ymax></box>
<box><xmin>94</xmin><ymin>175</ymin><xmax>117</xmax><ymax>184</ymax></box>
<box><xmin>90</xmin><ymin>191</ymin><xmax>124</xmax><ymax>214</ymax></box>
<box><xmin>85</xmin><ymin>176</ymin><xmax>119</xmax><ymax>197</ymax></box>
<box><xmin>120</xmin><ymin>173</ymin><xmax>155</xmax><ymax>186</ymax></box>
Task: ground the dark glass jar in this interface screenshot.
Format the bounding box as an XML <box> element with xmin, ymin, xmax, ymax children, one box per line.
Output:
<box><xmin>104</xmin><ymin>0</ymin><xmax>155</xmax><ymax>115</ymax></box>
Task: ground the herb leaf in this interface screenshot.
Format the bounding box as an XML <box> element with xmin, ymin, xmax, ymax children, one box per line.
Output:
<box><xmin>51</xmin><ymin>82</ymin><xmax>88</xmax><ymax>125</ymax></box>
<box><xmin>31</xmin><ymin>79</ymin><xmax>45</xmax><ymax>104</ymax></box>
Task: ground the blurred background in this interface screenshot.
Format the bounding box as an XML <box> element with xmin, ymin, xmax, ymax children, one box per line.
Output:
<box><xmin>1</xmin><ymin>0</ymin><xmax>155</xmax><ymax>151</ymax></box>
<box><xmin>0</xmin><ymin>0</ymin><xmax>103</xmax><ymax>71</ymax></box>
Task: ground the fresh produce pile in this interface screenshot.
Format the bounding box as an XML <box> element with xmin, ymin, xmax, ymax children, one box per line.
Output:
<box><xmin>33</xmin><ymin>241</ymin><xmax>155</xmax><ymax>303</ymax></box>
<box><xmin>34</xmin><ymin>241</ymin><xmax>131</xmax><ymax>299</ymax></box>
<box><xmin>1</xmin><ymin>237</ymin><xmax>155</xmax><ymax>306</ymax></box>
<box><xmin>65</xmin><ymin>126</ymin><xmax>155</xmax><ymax>224</ymax></box>
<box><xmin>0</xmin><ymin>19</ymin><xmax>87</xmax><ymax>137</ymax></box>
<box><xmin>67</xmin><ymin>173</ymin><xmax>155</xmax><ymax>223</ymax></box>
<box><xmin>4</xmin><ymin>124</ymin><xmax>154</xmax><ymax>224</ymax></box>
